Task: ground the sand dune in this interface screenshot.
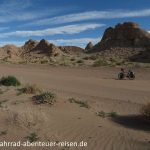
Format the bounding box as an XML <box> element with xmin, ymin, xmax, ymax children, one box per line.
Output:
<box><xmin>0</xmin><ymin>64</ymin><xmax>149</xmax><ymax>150</ymax></box>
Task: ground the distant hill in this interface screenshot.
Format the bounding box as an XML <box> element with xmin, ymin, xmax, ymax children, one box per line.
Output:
<box><xmin>0</xmin><ymin>44</ymin><xmax>22</xmax><ymax>62</ymax></box>
<box><xmin>0</xmin><ymin>39</ymin><xmax>84</xmax><ymax>63</ymax></box>
<box><xmin>0</xmin><ymin>22</ymin><xmax>150</xmax><ymax>64</ymax></box>
<box><xmin>86</xmin><ymin>22</ymin><xmax>150</xmax><ymax>62</ymax></box>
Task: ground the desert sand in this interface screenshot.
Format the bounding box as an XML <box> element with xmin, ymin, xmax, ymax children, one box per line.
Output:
<box><xmin>0</xmin><ymin>64</ymin><xmax>149</xmax><ymax>150</ymax></box>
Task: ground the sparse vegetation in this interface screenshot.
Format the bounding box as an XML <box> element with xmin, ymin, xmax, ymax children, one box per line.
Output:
<box><xmin>60</xmin><ymin>60</ymin><xmax>70</xmax><ymax>66</ymax></box>
<box><xmin>0</xmin><ymin>76</ymin><xmax>21</xmax><ymax>86</ymax></box>
<box><xmin>59</xmin><ymin>57</ymin><xmax>71</xmax><ymax>66</ymax></box>
<box><xmin>18</xmin><ymin>84</ymin><xmax>42</xmax><ymax>95</ymax></box>
<box><xmin>141</xmin><ymin>103</ymin><xmax>150</xmax><ymax>122</ymax></box>
<box><xmin>115</xmin><ymin>62</ymin><xmax>122</xmax><ymax>66</ymax></box>
<box><xmin>18</xmin><ymin>61</ymin><xmax>27</xmax><ymax>64</ymax></box>
<box><xmin>93</xmin><ymin>59</ymin><xmax>109</xmax><ymax>67</ymax></box>
<box><xmin>0</xmin><ymin>130</ymin><xmax>7</xmax><ymax>136</ymax></box>
<box><xmin>68</xmin><ymin>98</ymin><xmax>90</xmax><ymax>108</ymax></box>
<box><xmin>83</xmin><ymin>56</ymin><xmax>89</xmax><ymax>60</ymax></box>
<box><xmin>32</xmin><ymin>92</ymin><xmax>56</xmax><ymax>104</ymax></box>
<box><xmin>122</xmin><ymin>62</ymin><xmax>150</xmax><ymax>68</ymax></box>
<box><xmin>96</xmin><ymin>111</ymin><xmax>118</xmax><ymax>118</ymax></box>
<box><xmin>89</xmin><ymin>55</ymin><xmax>98</xmax><ymax>60</ymax></box>
<box><xmin>76</xmin><ymin>59</ymin><xmax>84</xmax><ymax>64</ymax></box>
<box><xmin>0</xmin><ymin>100</ymin><xmax>9</xmax><ymax>108</ymax></box>
<box><xmin>25</xmin><ymin>133</ymin><xmax>39</xmax><ymax>143</ymax></box>
<box><xmin>133</xmin><ymin>62</ymin><xmax>150</xmax><ymax>68</ymax></box>
<box><xmin>40</xmin><ymin>59</ymin><xmax>49</xmax><ymax>64</ymax></box>
<box><xmin>70</xmin><ymin>58</ymin><xmax>76</xmax><ymax>61</ymax></box>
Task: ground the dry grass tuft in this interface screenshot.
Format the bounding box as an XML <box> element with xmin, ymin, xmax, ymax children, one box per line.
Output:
<box><xmin>18</xmin><ymin>84</ymin><xmax>42</xmax><ymax>95</ymax></box>
<box><xmin>68</xmin><ymin>98</ymin><xmax>90</xmax><ymax>109</ymax></box>
<box><xmin>32</xmin><ymin>92</ymin><xmax>56</xmax><ymax>105</ymax></box>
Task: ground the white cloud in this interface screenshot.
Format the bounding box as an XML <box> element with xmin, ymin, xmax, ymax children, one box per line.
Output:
<box><xmin>0</xmin><ymin>0</ymin><xmax>63</xmax><ymax>23</ymax></box>
<box><xmin>0</xmin><ymin>23</ymin><xmax>104</xmax><ymax>37</ymax></box>
<box><xmin>0</xmin><ymin>0</ymin><xmax>31</xmax><ymax>13</ymax></box>
<box><xmin>49</xmin><ymin>38</ymin><xmax>101</xmax><ymax>47</ymax></box>
<box><xmin>25</xmin><ymin>9</ymin><xmax>150</xmax><ymax>26</ymax></box>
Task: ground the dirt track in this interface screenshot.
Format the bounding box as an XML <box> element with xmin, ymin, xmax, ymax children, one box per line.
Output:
<box><xmin>0</xmin><ymin>64</ymin><xmax>150</xmax><ymax>104</ymax></box>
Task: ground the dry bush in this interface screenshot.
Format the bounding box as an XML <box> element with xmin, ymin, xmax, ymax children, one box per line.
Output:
<box><xmin>25</xmin><ymin>133</ymin><xmax>39</xmax><ymax>142</ymax></box>
<box><xmin>19</xmin><ymin>84</ymin><xmax>42</xmax><ymax>94</ymax></box>
<box><xmin>141</xmin><ymin>103</ymin><xmax>150</xmax><ymax>122</ymax></box>
<box><xmin>68</xmin><ymin>98</ymin><xmax>90</xmax><ymax>109</ymax></box>
<box><xmin>96</xmin><ymin>111</ymin><xmax>118</xmax><ymax>118</ymax></box>
<box><xmin>32</xmin><ymin>92</ymin><xmax>56</xmax><ymax>104</ymax></box>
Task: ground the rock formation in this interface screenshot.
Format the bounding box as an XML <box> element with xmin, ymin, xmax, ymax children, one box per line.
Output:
<box><xmin>85</xmin><ymin>42</ymin><xmax>94</xmax><ymax>51</ymax></box>
<box><xmin>92</xmin><ymin>22</ymin><xmax>150</xmax><ymax>51</ymax></box>
<box><xmin>22</xmin><ymin>39</ymin><xmax>38</xmax><ymax>52</ymax></box>
<box><xmin>0</xmin><ymin>44</ymin><xmax>21</xmax><ymax>61</ymax></box>
<box><xmin>59</xmin><ymin>46</ymin><xmax>84</xmax><ymax>54</ymax></box>
<box><xmin>33</xmin><ymin>39</ymin><xmax>62</xmax><ymax>56</ymax></box>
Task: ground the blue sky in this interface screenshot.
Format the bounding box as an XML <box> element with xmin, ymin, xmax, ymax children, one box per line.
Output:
<box><xmin>0</xmin><ymin>0</ymin><xmax>150</xmax><ymax>47</ymax></box>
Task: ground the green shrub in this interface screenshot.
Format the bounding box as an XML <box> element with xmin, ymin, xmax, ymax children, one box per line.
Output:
<box><xmin>0</xmin><ymin>76</ymin><xmax>21</xmax><ymax>86</ymax></box>
<box><xmin>32</xmin><ymin>92</ymin><xmax>56</xmax><ymax>104</ymax></box>
<box><xmin>25</xmin><ymin>133</ymin><xmax>39</xmax><ymax>143</ymax></box>
<box><xmin>18</xmin><ymin>84</ymin><xmax>42</xmax><ymax>94</ymax></box>
<box><xmin>68</xmin><ymin>98</ymin><xmax>90</xmax><ymax>108</ymax></box>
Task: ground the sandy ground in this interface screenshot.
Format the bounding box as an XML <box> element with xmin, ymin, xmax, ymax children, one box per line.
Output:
<box><xmin>0</xmin><ymin>64</ymin><xmax>149</xmax><ymax>150</ymax></box>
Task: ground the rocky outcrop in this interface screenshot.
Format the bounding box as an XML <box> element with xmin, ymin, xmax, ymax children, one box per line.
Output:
<box><xmin>22</xmin><ymin>39</ymin><xmax>62</xmax><ymax>56</ymax></box>
<box><xmin>33</xmin><ymin>39</ymin><xmax>50</xmax><ymax>52</ymax></box>
<box><xmin>59</xmin><ymin>46</ymin><xmax>84</xmax><ymax>54</ymax></box>
<box><xmin>22</xmin><ymin>39</ymin><xmax>38</xmax><ymax>52</ymax></box>
<box><xmin>92</xmin><ymin>22</ymin><xmax>150</xmax><ymax>51</ymax></box>
<box><xmin>85</xmin><ymin>42</ymin><xmax>94</xmax><ymax>51</ymax></box>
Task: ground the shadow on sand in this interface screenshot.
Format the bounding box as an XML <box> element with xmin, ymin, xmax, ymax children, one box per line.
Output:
<box><xmin>111</xmin><ymin>115</ymin><xmax>150</xmax><ymax>131</ymax></box>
